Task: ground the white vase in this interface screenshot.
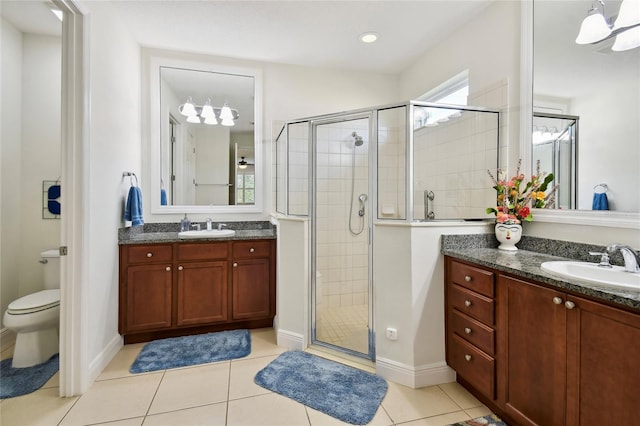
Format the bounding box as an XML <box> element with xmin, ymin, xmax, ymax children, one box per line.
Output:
<box><xmin>495</xmin><ymin>223</ymin><xmax>522</xmax><ymax>251</ymax></box>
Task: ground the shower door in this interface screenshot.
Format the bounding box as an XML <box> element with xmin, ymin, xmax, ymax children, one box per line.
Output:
<box><xmin>311</xmin><ymin>114</ymin><xmax>374</xmax><ymax>359</ymax></box>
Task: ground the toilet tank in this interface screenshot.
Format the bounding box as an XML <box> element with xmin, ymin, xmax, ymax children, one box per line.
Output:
<box><xmin>41</xmin><ymin>249</ymin><xmax>61</xmax><ymax>289</ymax></box>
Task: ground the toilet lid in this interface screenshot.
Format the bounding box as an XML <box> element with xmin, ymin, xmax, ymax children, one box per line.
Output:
<box><xmin>8</xmin><ymin>289</ymin><xmax>60</xmax><ymax>314</ymax></box>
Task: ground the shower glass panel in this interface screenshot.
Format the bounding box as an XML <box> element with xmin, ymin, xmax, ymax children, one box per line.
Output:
<box><xmin>288</xmin><ymin>122</ymin><xmax>310</xmax><ymax>216</ymax></box>
<box><xmin>275</xmin><ymin>125</ymin><xmax>287</xmax><ymax>214</ymax></box>
<box><xmin>377</xmin><ymin>106</ymin><xmax>407</xmax><ymax>220</ymax></box>
<box><xmin>532</xmin><ymin>113</ymin><xmax>577</xmax><ymax>209</ymax></box>
<box><xmin>411</xmin><ymin>104</ymin><xmax>499</xmax><ymax>220</ymax></box>
<box><xmin>313</xmin><ymin>116</ymin><xmax>372</xmax><ymax>358</ymax></box>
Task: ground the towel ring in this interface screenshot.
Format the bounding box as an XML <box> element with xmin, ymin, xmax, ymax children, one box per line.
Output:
<box><xmin>594</xmin><ymin>183</ymin><xmax>608</xmax><ymax>193</ymax></box>
<box><xmin>123</xmin><ymin>171</ymin><xmax>138</xmax><ymax>187</ymax></box>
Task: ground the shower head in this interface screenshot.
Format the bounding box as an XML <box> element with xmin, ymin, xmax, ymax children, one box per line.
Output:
<box><xmin>352</xmin><ymin>132</ymin><xmax>364</xmax><ymax>147</ymax></box>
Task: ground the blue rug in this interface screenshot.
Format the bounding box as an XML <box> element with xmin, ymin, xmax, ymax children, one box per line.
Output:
<box><xmin>254</xmin><ymin>351</ymin><xmax>388</xmax><ymax>425</ymax></box>
<box><xmin>0</xmin><ymin>354</ymin><xmax>59</xmax><ymax>399</ymax></box>
<box><xmin>130</xmin><ymin>329</ymin><xmax>250</xmax><ymax>373</ymax></box>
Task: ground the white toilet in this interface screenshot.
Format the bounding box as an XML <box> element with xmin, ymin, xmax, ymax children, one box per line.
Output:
<box><xmin>3</xmin><ymin>249</ymin><xmax>61</xmax><ymax>368</ymax></box>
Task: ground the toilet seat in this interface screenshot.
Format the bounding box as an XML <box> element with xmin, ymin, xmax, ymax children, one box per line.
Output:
<box><xmin>7</xmin><ymin>289</ymin><xmax>60</xmax><ymax>315</ymax></box>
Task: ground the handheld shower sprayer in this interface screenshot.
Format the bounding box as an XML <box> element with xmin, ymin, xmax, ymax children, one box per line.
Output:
<box><xmin>358</xmin><ymin>194</ymin><xmax>368</xmax><ymax>217</ymax></box>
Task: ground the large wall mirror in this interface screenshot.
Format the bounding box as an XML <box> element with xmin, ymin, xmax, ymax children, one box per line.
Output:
<box><xmin>147</xmin><ymin>50</ymin><xmax>263</xmax><ymax>214</ymax></box>
<box><xmin>532</xmin><ymin>0</ymin><xmax>639</xmax><ymax>215</ymax></box>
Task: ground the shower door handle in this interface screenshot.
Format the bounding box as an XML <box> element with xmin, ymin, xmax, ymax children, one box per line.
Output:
<box><xmin>424</xmin><ymin>190</ymin><xmax>435</xmax><ymax>219</ymax></box>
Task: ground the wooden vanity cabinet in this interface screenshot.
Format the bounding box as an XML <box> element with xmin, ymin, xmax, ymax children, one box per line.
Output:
<box><xmin>445</xmin><ymin>256</ymin><xmax>640</xmax><ymax>426</ymax></box>
<box><xmin>119</xmin><ymin>239</ymin><xmax>276</xmax><ymax>343</ymax></box>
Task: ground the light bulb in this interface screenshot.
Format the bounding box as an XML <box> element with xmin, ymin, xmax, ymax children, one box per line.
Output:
<box><xmin>221</xmin><ymin>117</ymin><xmax>235</xmax><ymax>126</ymax></box>
<box><xmin>220</xmin><ymin>104</ymin><xmax>234</xmax><ymax>120</ymax></box>
<box><xmin>201</xmin><ymin>100</ymin><xmax>215</xmax><ymax>119</ymax></box>
<box><xmin>204</xmin><ymin>115</ymin><xmax>218</xmax><ymax>125</ymax></box>
<box><xmin>612</xmin><ymin>26</ymin><xmax>640</xmax><ymax>51</ymax></box>
<box><xmin>180</xmin><ymin>97</ymin><xmax>197</xmax><ymax>116</ymax></box>
<box><xmin>186</xmin><ymin>114</ymin><xmax>200</xmax><ymax>124</ymax></box>
<box><xmin>613</xmin><ymin>0</ymin><xmax>640</xmax><ymax>30</ymax></box>
<box><xmin>575</xmin><ymin>12</ymin><xmax>612</xmax><ymax>44</ymax></box>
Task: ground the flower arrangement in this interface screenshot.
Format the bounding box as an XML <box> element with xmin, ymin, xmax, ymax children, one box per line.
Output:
<box><xmin>486</xmin><ymin>159</ymin><xmax>557</xmax><ymax>224</ymax></box>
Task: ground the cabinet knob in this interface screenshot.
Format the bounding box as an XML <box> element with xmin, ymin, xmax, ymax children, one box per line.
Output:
<box><xmin>165</xmin><ymin>266</ymin><xmax>171</xmax><ymax>272</ymax></box>
<box><xmin>565</xmin><ymin>300</ymin><xmax>576</xmax><ymax>310</ymax></box>
<box><xmin>233</xmin><ymin>262</ymin><xmax>238</xmax><ymax>267</ymax></box>
<box><xmin>464</xmin><ymin>275</ymin><xmax>472</xmax><ymax>282</ymax></box>
<box><xmin>464</xmin><ymin>354</ymin><xmax>472</xmax><ymax>362</ymax></box>
<box><xmin>178</xmin><ymin>266</ymin><xmax>183</xmax><ymax>271</ymax></box>
<box><xmin>464</xmin><ymin>327</ymin><xmax>472</xmax><ymax>334</ymax></box>
<box><xmin>464</xmin><ymin>300</ymin><xmax>472</xmax><ymax>307</ymax></box>
<box><xmin>553</xmin><ymin>297</ymin><xmax>563</xmax><ymax>305</ymax></box>
<box><xmin>147</xmin><ymin>252</ymin><xmax>153</xmax><ymax>258</ymax></box>
<box><xmin>250</xmin><ymin>248</ymin><xmax>255</xmax><ymax>253</ymax></box>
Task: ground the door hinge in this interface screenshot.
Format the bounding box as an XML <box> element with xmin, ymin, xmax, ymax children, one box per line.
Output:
<box><xmin>59</xmin><ymin>246</ymin><xmax>68</xmax><ymax>256</ymax></box>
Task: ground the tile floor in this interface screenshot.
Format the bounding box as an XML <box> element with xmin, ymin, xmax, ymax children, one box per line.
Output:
<box><xmin>0</xmin><ymin>328</ymin><xmax>492</xmax><ymax>426</ymax></box>
<box><xmin>316</xmin><ymin>305</ymin><xmax>369</xmax><ymax>354</ymax></box>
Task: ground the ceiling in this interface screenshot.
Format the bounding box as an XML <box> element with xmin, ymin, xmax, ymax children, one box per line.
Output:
<box><xmin>1</xmin><ymin>0</ymin><xmax>494</xmax><ymax>74</ymax></box>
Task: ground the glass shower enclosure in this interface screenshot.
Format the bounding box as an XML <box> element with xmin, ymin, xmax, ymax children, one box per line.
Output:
<box><xmin>276</xmin><ymin>101</ymin><xmax>500</xmax><ymax>360</ymax></box>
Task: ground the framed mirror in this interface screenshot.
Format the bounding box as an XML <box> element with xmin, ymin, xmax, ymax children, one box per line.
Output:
<box><xmin>531</xmin><ymin>0</ymin><xmax>639</xmax><ymax>214</ymax></box>
<box><xmin>147</xmin><ymin>50</ymin><xmax>263</xmax><ymax>214</ymax></box>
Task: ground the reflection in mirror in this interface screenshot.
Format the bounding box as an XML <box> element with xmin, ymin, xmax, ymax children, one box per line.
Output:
<box><xmin>533</xmin><ymin>0</ymin><xmax>640</xmax><ymax>212</ymax></box>
<box><xmin>532</xmin><ymin>113</ymin><xmax>578</xmax><ymax>209</ymax></box>
<box><xmin>159</xmin><ymin>66</ymin><xmax>255</xmax><ymax>206</ymax></box>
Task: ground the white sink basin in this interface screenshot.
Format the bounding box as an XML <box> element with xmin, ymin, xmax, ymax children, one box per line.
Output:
<box><xmin>178</xmin><ymin>229</ymin><xmax>236</xmax><ymax>239</ymax></box>
<box><xmin>541</xmin><ymin>261</ymin><xmax>640</xmax><ymax>290</ymax></box>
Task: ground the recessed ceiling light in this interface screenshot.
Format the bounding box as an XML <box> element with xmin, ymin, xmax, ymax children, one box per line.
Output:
<box><xmin>360</xmin><ymin>32</ymin><xmax>378</xmax><ymax>43</ymax></box>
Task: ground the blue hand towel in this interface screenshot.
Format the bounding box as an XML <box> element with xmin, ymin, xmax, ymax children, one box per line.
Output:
<box><xmin>592</xmin><ymin>192</ymin><xmax>609</xmax><ymax>210</ymax></box>
<box><xmin>124</xmin><ymin>186</ymin><xmax>144</xmax><ymax>225</ymax></box>
<box><xmin>160</xmin><ymin>188</ymin><xmax>168</xmax><ymax>206</ymax></box>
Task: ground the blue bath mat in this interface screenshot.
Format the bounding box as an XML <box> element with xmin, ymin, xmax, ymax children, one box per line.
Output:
<box><xmin>254</xmin><ymin>351</ymin><xmax>388</xmax><ymax>425</ymax></box>
<box><xmin>0</xmin><ymin>354</ymin><xmax>59</xmax><ymax>399</ymax></box>
<box><xmin>130</xmin><ymin>329</ymin><xmax>250</xmax><ymax>373</ymax></box>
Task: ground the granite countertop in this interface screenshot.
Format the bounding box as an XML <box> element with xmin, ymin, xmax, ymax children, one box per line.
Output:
<box><xmin>118</xmin><ymin>221</ymin><xmax>276</xmax><ymax>245</ymax></box>
<box><xmin>441</xmin><ymin>234</ymin><xmax>640</xmax><ymax>312</ymax></box>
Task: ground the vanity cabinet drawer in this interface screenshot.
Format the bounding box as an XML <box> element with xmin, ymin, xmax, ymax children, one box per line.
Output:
<box><xmin>233</xmin><ymin>240</ymin><xmax>271</xmax><ymax>258</ymax></box>
<box><xmin>127</xmin><ymin>244</ymin><xmax>173</xmax><ymax>264</ymax></box>
<box><xmin>448</xmin><ymin>334</ymin><xmax>495</xmax><ymax>399</ymax></box>
<box><xmin>450</xmin><ymin>284</ymin><xmax>494</xmax><ymax>325</ymax></box>
<box><xmin>450</xmin><ymin>260</ymin><xmax>494</xmax><ymax>297</ymax></box>
<box><xmin>450</xmin><ymin>309</ymin><xmax>495</xmax><ymax>355</ymax></box>
<box><xmin>177</xmin><ymin>242</ymin><xmax>229</xmax><ymax>261</ymax></box>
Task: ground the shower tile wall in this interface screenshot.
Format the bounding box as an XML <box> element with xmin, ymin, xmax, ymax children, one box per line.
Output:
<box><xmin>377</xmin><ymin>107</ymin><xmax>407</xmax><ymax>220</ymax></box>
<box><xmin>315</xmin><ymin>120</ymin><xmax>369</xmax><ymax>310</ymax></box>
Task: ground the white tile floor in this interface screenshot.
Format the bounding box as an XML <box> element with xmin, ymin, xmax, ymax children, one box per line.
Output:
<box><xmin>0</xmin><ymin>328</ymin><xmax>492</xmax><ymax>426</ymax></box>
<box><xmin>316</xmin><ymin>304</ymin><xmax>369</xmax><ymax>354</ymax></box>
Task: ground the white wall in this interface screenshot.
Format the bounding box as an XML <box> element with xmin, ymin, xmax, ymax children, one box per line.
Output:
<box><xmin>80</xmin><ymin>1</ymin><xmax>142</xmax><ymax>383</ymax></box>
<box><xmin>0</xmin><ymin>22</ymin><xmax>61</xmax><ymax>321</ymax></box>
<box><xmin>1</xmin><ymin>18</ymin><xmax>23</xmax><ymax>320</ymax></box>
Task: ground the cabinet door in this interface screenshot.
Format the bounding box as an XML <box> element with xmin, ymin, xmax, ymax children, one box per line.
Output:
<box><xmin>176</xmin><ymin>261</ymin><xmax>228</xmax><ymax>326</ymax></box>
<box><xmin>566</xmin><ymin>296</ymin><xmax>640</xmax><ymax>425</ymax></box>
<box><xmin>232</xmin><ymin>258</ymin><xmax>271</xmax><ymax>320</ymax></box>
<box><xmin>126</xmin><ymin>264</ymin><xmax>172</xmax><ymax>331</ymax></box>
<box><xmin>497</xmin><ymin>275</ymin><xmax>567</xmax><ymax>426</ymax></box>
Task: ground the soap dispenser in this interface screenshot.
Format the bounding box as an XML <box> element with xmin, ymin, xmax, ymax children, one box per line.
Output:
<box><xmin>180</xmin><ymin>214</ymin><xmax>191</xmax><ymax>232</ymax></box>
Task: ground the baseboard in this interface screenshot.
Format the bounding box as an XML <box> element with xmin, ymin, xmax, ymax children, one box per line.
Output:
<box><xmin>376</xmin><ymin>357</ymin><xmax>456</xmax><ymax>388</ymax></box>
<box><xmin>88</xmin><ymin>333</ymin><xmax>123</xmax><ymax>383</ymax></box>
<box><xmin>276</xmin><ymin>328</ymin><xmax>305</xmax><ymax>351</ymax></box>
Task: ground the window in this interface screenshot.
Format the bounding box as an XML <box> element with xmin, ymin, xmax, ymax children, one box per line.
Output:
<box><xmin>236</xmin><ymin>172</ymin><xmax>255</xmax><ymax>205</ymax></box>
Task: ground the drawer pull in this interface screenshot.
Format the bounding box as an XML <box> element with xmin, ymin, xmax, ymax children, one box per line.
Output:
<box><xmin>178</xmin><ymin>266</ymin><xmax>183</xmax><ymax>271</ymax></box>
<box><xmin>165</xmin><ymin>266</ymin><xmax>171</xmax><ymax>272</ymax></box>
<box><xmin>464</xmin><ymin>300</ymin><xmax>472</xmax><ymax>307</ymax></box>
<box><xmin>565</xmin><ymin>300</ymin><xmax>576</xmax><ymax>310</ymax></box>
<box><xmin>147</xmin><ymin>252</ymin><xmax>153</xmax><ymax>258</ymax></box>
<box><xmin>553</xmin><ymin>296</ymin><xmax>563</xmax><ymax>305</ymax></box>
<box><xmin>464</xmin><ymin>354</ymin><xmax>472</xmax><ymax>362</ymax></box>
<box><xmin>250</xmin><ymin>248</ymin><xmax>255</xmax><ymax>253</ymax></box>
<box><xmin>233</xmin><ymin>262</ymin><xmax>238</xmax><ymax>267</ymax></box>
<box><xmin>464</xmin><ymin>275</ymin><xmax>472</xmax><ymax>282</ymax></box>
<box><xmin>464</xmin><ymin>327</ymin><xmax>472</xmax><ymax>334</ymax></box>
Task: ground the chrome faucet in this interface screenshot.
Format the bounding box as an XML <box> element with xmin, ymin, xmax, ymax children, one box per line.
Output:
<box><xmin>606</xmin><ymin>244</ymin><xmax>640</xmax><ymax>273</ymax></box>
<box><xmin>218</xmin><ymin>223</ymin><xmax>227</xmax><ymax>231</ymax></box>
<box><xmin>206</xmin><ymin>218</ymin><xmax>213</xmax><ymax>231</ymax></box>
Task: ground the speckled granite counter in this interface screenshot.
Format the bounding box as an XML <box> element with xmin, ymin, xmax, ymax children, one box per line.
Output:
<box><xmin>442</xmin><ymin>234</ymin><xmax>640</xmax><ymax>312</ymax></box>
<box><xmin>118</xmin><ymin>221</ymin><xmax>276</xmax><ymax>244</ymax></box>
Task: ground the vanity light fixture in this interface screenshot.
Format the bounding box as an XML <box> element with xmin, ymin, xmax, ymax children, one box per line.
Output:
<box><xmin>360</xmin><ymin>32</ymin><xmax>378</xmax><ymax>43</ymax></box>
<box><xmin>178</xmin><ymin>97</ymin><xmax>238</xmax><ymax>126</ymax></box>
<box><xmin>576</xmin><ymin>0</ymin><xmax>640</xmax><ymax>51</ymax></box>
